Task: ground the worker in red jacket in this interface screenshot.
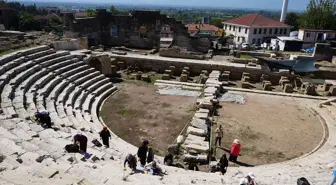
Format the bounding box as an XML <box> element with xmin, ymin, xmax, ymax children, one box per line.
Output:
<box><xmin>229</xmin><ymin>139</ymin><xmax>241</xmax><ymax>162</ymax></box>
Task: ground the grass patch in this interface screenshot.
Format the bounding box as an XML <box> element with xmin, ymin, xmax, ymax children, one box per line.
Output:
<box><xmin>161</xmin><ymin>102</ymin><xmax>171</xmax><ymax>108</ymax></box>
<box><xmin>240</xmin><ymin>54</ymin><xmax>253</xmax><ymax>59</ymax></box>
<box><xmin>117</xmin><ymin>108</ymin><xmax>137</xmax><ymax>116</ymax></box>
<box><xmin>0</xmin><ymin>46</ymin><xmax>37</xmax><ymax>56</ymax></box>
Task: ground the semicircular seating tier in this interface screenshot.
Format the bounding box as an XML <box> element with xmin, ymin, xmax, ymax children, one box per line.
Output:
<box><xmin>0</xmin><ymin>46</ymin><xmax>335</xmax><ymax>185</ymax></box>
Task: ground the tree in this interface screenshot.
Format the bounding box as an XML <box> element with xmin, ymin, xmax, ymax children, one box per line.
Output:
<box><xmin>285</xmin><ymin>12</ymin><xmax>300</xmax><ymax>30</ymax></box>
<box><xmin>86</xmin><ymin>9</ymin><xmax>96</xmax><ymax>17</ymax></box>
<box><xmin>110</xmin><ymin>5</ymin><xmax>127</xmax><ymax>15</ymax></box>
<box><xmin>210</xmin><ymin>18</ymin><xmax>224</xmax><ymax>28</ymax></box>
<box><xmin>300</xmin><ymin>0</ymin><xmax>336</xmax><ymax>30</ymax></box>
<box><xmin>18</xmin><ymin>11</ymin><xmax>40</xmax><ymax>31</ymax></box>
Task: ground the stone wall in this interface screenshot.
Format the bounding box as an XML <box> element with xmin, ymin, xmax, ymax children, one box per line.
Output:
<box><xmin>52</xmin><ymin>38</ymin><xmax>88</xmax><ymax>50</ymax></box>
<box><xmin>159</xmin><ymin>46</ymin><xmax>205</xmax><ymax>60</ymax></box>
<box><xmin>112</xmin><ymin>55</ymin><xmax>294</xmax><ymax>82</ymax></box>
<box><xmin>313</xmin><ymin>43</ymin><xmax>335</xmax><ymax>62</ymax></box>
<box><xmin>63</xmin><ymin>10</ymin><xmax>210</xmax><ymax>53</ymax></box>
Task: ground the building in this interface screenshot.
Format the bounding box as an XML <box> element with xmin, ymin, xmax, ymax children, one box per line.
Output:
<box><xmin>270</xmin><ymin>36</ymin><xmax>303</xmax><ymax>51</ymax></box>
<box><xmin>160</xmin><ymin>24</ymin><xmax>173</xmax><ymax>38</ymax></box>
<box><xmin>187</xmin><ymin>24</ymin><xmax>222</xmax><ymax>37</ymax></box>
<box><xmin>46</xmin><ymin>7</ymin><xmax>61</xmax><ymax>14</ymax></box>
<box><xmin>201</xmin><ymin>17</ymin><xmax>211</xmax><ymax>24</ymax></box>
<box><xmin>75</xmin><ymin>12</ymin><xmax>88</xmax><ymax>19</ymax></box>
<box><xmin>63</xmin><ymin>10</ymin><xmax>211</xmax><ymax>52</ymax></box>
<box><xmin>298</xmin><ymin>29</ymin><xmax>336</xmax><ymax>49</ymax></box>
<box><xmin>223</xmin><ymin>13</ymin><xmax>291</xmax><ymax>45</ymax></box>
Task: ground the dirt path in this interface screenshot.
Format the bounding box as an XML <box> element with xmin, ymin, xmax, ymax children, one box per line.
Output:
<box><xmin>101</xmin><ymin>81</ymin><xmax>196</xmax><ymax>156</ymax></box>
<box><xmin>214</xmin><ymin>92</ymin><xmax>324</xmax><ymax>166</ymax></box>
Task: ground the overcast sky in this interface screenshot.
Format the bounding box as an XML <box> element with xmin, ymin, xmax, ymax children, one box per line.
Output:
<box><xmin>19</xmin><ymin>0</ymin><xmax>311</xmax><ymax>11</ymax></box>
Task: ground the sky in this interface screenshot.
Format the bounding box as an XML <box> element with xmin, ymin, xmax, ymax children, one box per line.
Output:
<box><xmin>18</xmin><ymin>0</ymin><xmax>311</xmax><ymax>11</ymax></box>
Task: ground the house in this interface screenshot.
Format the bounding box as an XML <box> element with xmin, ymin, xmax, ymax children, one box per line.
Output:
<box><xmin>223</xmin><ymin>13</ymin><xmax>290</xmax><ymax>45</ymax></box>
<box><xmin>201</xmin><ymin>17</ymin><xmax>211</xmax><ymax>24</ymax></box>
<box><xmin>298</xmin><ymin>29</ymin><xmax>336</xmax><ymax>49</ymax></box>
<box><xmin>160</xmin><ymin>24</ymin><xmax>173</xmax><ymax>38</ymax></box>
<box><xmin>187</xmin><ymin>24</ymin><xmax>222</xmax><ymax>37</ymax></box>
<box><xmin>75</xmin><ymin>12</ymin><xmax>88</xmax><ymax>18</ymax></box>
<box><xmin>46</xmin><ymin>7</ymin><xmax>61</xmax><ymax>14</ymax></box>
<box><xmin>270</xmin><ymin>36</ymin><xmax>303</xmax><ymax>51</ymax></box>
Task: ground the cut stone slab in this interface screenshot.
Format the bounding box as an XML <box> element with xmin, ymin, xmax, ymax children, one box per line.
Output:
<box><xmin>241</xmin><ymin>82</ymin><xmax>250</xmax><ymax>89</ymax></box>
<box><xmin>38</xmin><ymin>129</ymin><xmax>62</xmax><ymax>140</ymax></box>
<box><xmin>194</xmin><ymin>112</ymin><xmax>208</xmax><ymax>120</ymax></box>
<box><xmin>186</xmin><ymin>126</ymin><xmax>207</xmax><ymax>137</ymax></box>
<box><xmin>183</xmin><ymin>154</ymin><xmax>208</xmax><ymax>162</ymax></box>
<box><xmin>185</xmin><ymin>144</ymin><xmax>209</xmax><ymax>153</ymax></box>
<box><xmin>283</xmin><ymin>84</ymin><xmax>294</xmax><ymax>93</ymax></box>
<box><xmin>0</xmin><ymin>138</ymin><xmax>26</xmax><ymax>156</ymax></box>
<box><xmin>184</xmin><ymin>134</ymin><xmax>207</xmax><ymax>146</ymax></box>
<box><xmin>190</xmin><ymin>118</ymin><xmax>208</xmax><ymax>132</ymax></box>
<box><xmin>329</xmin><ymin>86</ymin><xmax>336</xmax><ymax>96</ymax></box>
<box><xmin>162</xmin><ymin>74</ymin><xmax>170</xmax><ymax>80</ymax></box>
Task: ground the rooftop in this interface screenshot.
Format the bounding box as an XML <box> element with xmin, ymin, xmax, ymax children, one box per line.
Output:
<box><xmin>277</xmin><ymin>36</ymin><xmax>303</xmax><ymax>42</ymax></box>
<box><xmin>187</xmin><ymin>24</ymin><xmax>220</xmax><ymax>32</ymax></box>
<box><xmin>299</xmin><ymin>29</ymin><xmax>336</xmax><ymax>33</ymax></box>
<box><xmin>223</xmin><ymin>13</ymin><xmax>289</xmax><ymax>28</ymax></box>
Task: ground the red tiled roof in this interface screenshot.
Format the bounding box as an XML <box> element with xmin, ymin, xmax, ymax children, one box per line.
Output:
<box><xmin>75</xmin><ymin>12</ymin><xmax>88</xmax><ymax>18</ymax></box>
<box><xmin>224</xmin><ymin>13</ymin><xmax>289</xmax><ymax>27</ymax></box>
<box><xmin>187</xmin><ymin>24</ymin><xmax>220</xmax><ymax>32</ymax></box>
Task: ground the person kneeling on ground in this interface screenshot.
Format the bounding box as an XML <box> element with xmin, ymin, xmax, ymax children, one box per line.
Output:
<box><xmin>218</xmin><ymin>154</ymin><xmax>229</xmax><ymax>175</ymax></box>
<box><xmin>34</xmin><ymin>110</ymin><xmax>51</xmax><ymax>128</ymax></box>
<box><xmin>164</xmin><ymin>153</ymin><xmax>174</xmax><ymax>166</ymax></box>
<box><xmin>144</xmin><ymin>161</ymin><xmax>165</xmax><ymax>176</ymax></box>
<box><xmin>124</xmin><ymin>154</ymin><xmax>137</xmax><ymax>172</ymax></box>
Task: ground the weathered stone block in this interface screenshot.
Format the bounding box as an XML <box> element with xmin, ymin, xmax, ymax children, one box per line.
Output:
<box><xmin>281</xmin><ymin>80</ymin><xmax>291</xmax><ymax>89</ymax></box>
<box><xmin>241</xmin><ymin>76</ymin><xmax>250</xmax><ymax>82</ymax></box>
<box><xmin>182</xmin><ymin>69</ymin><xmax>189</xmax><ymax>75</ymax></box>
<box><xmin>304</xmin><ymin>85</ymin><xmax>316</xmax><ymax>95</ymax></box>
<box><xmin>241</xmin><ymin>82</ymin><xmax>250</xmax><ymax>89</ymax></box>
<box><xmin>130</xmin><ymin>73</ymin><xmax>137</xmax><ymax>80</ymax></box>
<box><xmin>180</xmin><ymin>74</ymin><xmax>188</xmax><ymax>82</ymax></box>
<box><xmin>117</xmin><ymin>61</ymin><xmax>125</xmax><ymax>69</ymax></box>
<box><xmin>162</xmin><ymin>74</ymin><xmax>170</xmax><ymax>80</ymax></box>
<box><xmin>260</xmin><ymin>74</ymin><xmax>269</xmax><ymax>82</ymax></box>
<box><xmin>242</xmin><ymin>72</ymin><xmax>250</xmax><ymax>78</ymax></box>
<box><xmin>329</xmin><ymin>86</ymin><xmax>336</xmax><ymax>96</ymax></box>
<box><xmin>283</xmin><ymin>84</ymin><xmax>293</xmax><ymax>93</ymax></box>
<box><xmin>184</xmin><ymin>67</ymin><xmax>190</xmax><ymax>71</ymax></box>
<box><xmin>164</xmin><ymin>69</ymin><xmax>172</xmax><ymax>77</ymax></box>
<box><xmin>201</xmin><ymin>70</ymin><xmax>209</xmax><ymax>76</ymax></box>
<box><xmin>111</xmin><ymin>65</ymin><xmax>117</xmax><ymax>76</ymax></box>
<box><xmin>141</xmin><ymin>74</ymin><xmax>150</xmax><ymax>82</ymax></box>
<box><xmin>323</xmin><ymin>83</ymin><xmax>333</xmax><ymax>91</ymax></box>
<box><xmin>221</xmin><ymin>73</ymin><xmax>230</xmax><ymax>81</ymax></box>
<box><xmin>263</xmin><ymin>82</ymin><xmax>272</xmax><ymax>91</ymax></box>
<box><xmin>200</xmin><ymin>76</ymin><xmax>208</xmax><ymax>84</ymax></box>
<box><xmin>136</xmin><ymin>72</ymin><xmax>142</xmax><ymax>80</ymax></box>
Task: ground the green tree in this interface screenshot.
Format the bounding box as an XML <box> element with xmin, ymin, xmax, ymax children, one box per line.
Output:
<box><xmin>86</xmin><ymin>9</ymin><xmax>96</xmax><ymax>17</ymax></box>
<box><xmin>210</xmin><ymin>18</ymin><xmax>224</xmax><ymax>28</ymax></box>
<box><xmin>18</xmin><ymin>11</ymin><xmax>39</xmax><ymax>31</ymax></box>
<box><xmin>300</xmin><ymin>0</ymin><xmax>336</xmax><ymax>30</ymax></box>
<box><xmin>285</xmin><ymin>12</ymin><xmax>300</xmax><ymax>30</ymax></box>
<box><xmin>110</xmin><ymin>5</ymin><xmax>127</xmax><ymax>15</ymax></box>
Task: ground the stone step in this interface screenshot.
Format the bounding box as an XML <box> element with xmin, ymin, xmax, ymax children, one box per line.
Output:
<box><xmin>74</xmin><ymin>71</ymin><xmax>101</xmax><ymax>86</ymax></box>
<box><xmin>53</xmin><ymin>60</ymin><xmax>85</xmax><ymax>75</ymax></box>
<box><xmin>25</xmin><ymin>49</ymin><xmax>55</xmax><ymax>61</ymax></box>
<box><xmin>46</xmin><ymin>58</ymin><xmax>80</xmax><ymax>72</ymax></box>
<box><xmin>61</xmin><ymin>66</ymin><xmax>93</xmax><ymax>80</ymax></box>
<box><xmin>34</xmin><ymin>51</ymin><xmax>70</xmax><ymax>65</ymax></box>
<box><xmin>78</xmin><ymin>74</ymin><xmax>106</xmax><ymax>90</ymax></box>
<box><xmin>39</xmin><ymin>54</ymin><xmax>74</xmax><ymax>68</ymax></box>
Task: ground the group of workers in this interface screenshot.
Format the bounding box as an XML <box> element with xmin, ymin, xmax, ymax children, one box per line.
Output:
<box><xmin>215</xmin><ymin>125</ymin><xmax>241</xmax><ymax>162</ymax></box>
<box><xmin>124</xmin><ymin>140</ymin><xmax>166</xmax><ymax>176</ymax></box>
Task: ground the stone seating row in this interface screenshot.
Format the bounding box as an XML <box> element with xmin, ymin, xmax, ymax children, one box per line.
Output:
<box><xmin>0</xmin><ymin>47</ymin><xmax>114</xmax><ymax>133</ymax></box>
